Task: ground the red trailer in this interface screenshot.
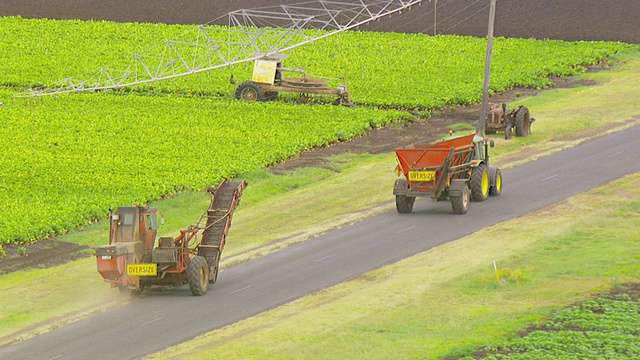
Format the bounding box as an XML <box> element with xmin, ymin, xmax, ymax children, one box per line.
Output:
<box><xmin>393</xmin><ymin>133</ymin><xmax>502</xmax><ymax>214</ymax></box>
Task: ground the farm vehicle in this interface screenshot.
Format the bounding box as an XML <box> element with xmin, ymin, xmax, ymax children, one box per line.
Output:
<box><xmin>234</xmin><ymin>54</ymin><xmax>353</xmax><ymax>106</ymax></box>
<box><xmin>95</xmin><ymin>179</ymin><xmax>246</xmax><ymax>296</ymax></box>
<box><xmin>393</xmin><ymin>133</ymin><xmax>502</xmax><ymax>214</ymax></box>
<box><xmin>486</xmin><ymin>103</ymin><xmax>534</xmax><ymax>139</ymax></box>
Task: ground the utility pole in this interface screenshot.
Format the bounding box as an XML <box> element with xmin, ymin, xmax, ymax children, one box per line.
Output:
<box><xmin>476</xmin><ymin>0</ymin><xmax>497</xmax><ymax>137</ymax></box>
<box><xmin>434</xmin><ymin>0</ymin><xmax>438</xmax><ymax>36</ymax></box>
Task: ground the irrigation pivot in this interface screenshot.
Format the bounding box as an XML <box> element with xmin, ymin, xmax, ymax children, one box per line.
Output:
<box><xmin>13</xmin><ymin>0</ymin><xmax>427</xmax><ymax>99</ymax></box>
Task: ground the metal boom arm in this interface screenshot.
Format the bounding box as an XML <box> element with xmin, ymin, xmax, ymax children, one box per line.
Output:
<box><xmin>14</xmin><ymin>0</ymin><xmax>427</xmax><ymax>99</ymax></box>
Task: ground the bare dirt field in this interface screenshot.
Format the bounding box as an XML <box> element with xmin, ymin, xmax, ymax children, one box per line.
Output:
<box><xmin>2</xmin><ymin>0</ymin><xmax>639</xmax><ymax>44</ymax></box>
<box><xmin>0</xmin><ymin>0</ymin><xmax>637</xmax><ymax>272</ymax></box>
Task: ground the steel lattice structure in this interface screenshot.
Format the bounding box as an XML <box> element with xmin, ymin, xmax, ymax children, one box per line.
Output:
<box><xmin>13</xmin><ymin>0</ymin><xmax>426</xmax><ymax>98</ymax></box>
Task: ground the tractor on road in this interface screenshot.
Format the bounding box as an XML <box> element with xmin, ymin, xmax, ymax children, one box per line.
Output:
<box><xmin>393</xmin><ymin>133</ymin><xmax>502</xmax><ymax>214</ymax></box>
<box><xmin>95</xmin><ymin>179</ymin><xmax>246</xmax><ymax>296</ymax></box>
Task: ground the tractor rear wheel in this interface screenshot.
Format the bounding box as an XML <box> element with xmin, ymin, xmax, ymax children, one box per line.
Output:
<box><xmin>451</xmin><ymin>185</ymin><xmax>469</xmax><ymax>214</ymax></box>
<box><xmin>396</xmin><ymin>195</ymin><xmax>415</xmax><ymax>214</ymax></box>
<box><xmin>188</xmin><ymin>256</ymin><xmax>209</xmax><ymax>296</ymax></box>
<box><xmin>514</xmin><ymin>107</ymin><xmax>531</xmax><ymax>137</ymax></box>
<box><xmin>471</xmin><ymin>163</ymin><xmax>489</xmax><ymax>202</ymax></box>
<box><xmin>235</xmin><ymin>81</ymin><xmax>264</xmax><ymax>102</ymax></box>
<box><xmin>490</xmin><ymin>168</ymin><xmax>503</xmax><ymax>196</ymax></box>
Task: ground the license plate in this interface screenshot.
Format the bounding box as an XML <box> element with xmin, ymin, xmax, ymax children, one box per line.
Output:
<box><xmin>126</xmin><ymin>263</ymin><xmax>157</xmax><ymax>276</ymax></box>
<box><xmin>408</xmin><ymin>170</ymin><xmax>436</xmax><ymax>182</ymax></box>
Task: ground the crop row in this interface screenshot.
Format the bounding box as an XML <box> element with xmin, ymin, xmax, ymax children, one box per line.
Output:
<box><xmin>0</xmin><ymin>88</ymin><xmax>409</xmax><ymax>244</ymax></box>
<box><xmin>0</xmin><ymin>16</ymin><xmax>634</xmax><ymax>244</ymax></box>
<box><xmin>0</xmin><ymin>16</ymin><xmax>633</xmax><ymax>109</ymax></box>
<box><xmin>468</xmin><ymin>294</ymin><xmax>640</xmax><ymax>359</ymax></box>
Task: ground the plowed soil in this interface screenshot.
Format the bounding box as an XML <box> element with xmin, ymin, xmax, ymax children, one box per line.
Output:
<box><xmin>0</xmin><ymin>0</ymin><xmax>637</xmax><ymax>273</ymax></box>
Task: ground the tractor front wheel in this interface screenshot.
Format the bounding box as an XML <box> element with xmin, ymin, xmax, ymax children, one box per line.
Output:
<box><xmin>471</xmin><ymin>163</ymin><xmax>489</xmax><ymax>202</ymax></box>
<box><xmin>235</xmin><ymin>81</ymin><xmax>264</xmax><ymax>102</ymax></box>
<box><xmin>451</xmin><ymin>185</ymin><xmax>469</xmax><ymax>214</ymax></box>
<box><xmin>490</xmin><ymin>168</ymin><xmax>503</xmax><ymax>196</ymax></box>
<box><xmin>396</xmin><ymin>195</ymin><xmax>415</xmax><ymax>214</ymax></box>
<box><xmin>188</xmin><ymin>256</ymin><xmax>209</xmax><ymax>296</ymax></box>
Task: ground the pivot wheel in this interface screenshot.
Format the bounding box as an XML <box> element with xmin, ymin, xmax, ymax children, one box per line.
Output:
<box><xmin>471</xmin><ymin>163</ymin><xmax>489</xmax><ymax>202</ymax></box>
<box><xmin>396</xmin><ymin>195</ymin><xmax>415</xmax><ymax>214</ymax></box>
<box><xmin>188</xmin><ymin>256</ymin><xmax>209</xmax><ymax>296</ymax></box>
<box><xmin>490</xmin><ymin>168</ymin><xmax>503</xmax><ymax>196</ymax></box>
<box><xmin>515</xmin><ymin>107</ymin><xmax>531</xmax><ymax>137</ymax></box>
<box><xmin>451</xmin><ymin>185</ymin><xmax>469</xmax><ymax>214</ymax></box>
<box><xmin>235</xmin><ymin>81</ymin><xmax>264</xmax><ymax>102</ymax></box>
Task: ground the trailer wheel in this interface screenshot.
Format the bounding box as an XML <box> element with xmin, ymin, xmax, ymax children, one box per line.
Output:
<box><xmin>188</xmin><ymin>256</ymin><xmax>209</xmax><ymax>296</ymax></box>
<box><xmin>471</xmin><ymin>163</ymin><xmax>489</xmax><ymax>202</ymax></box>
<box><xmin>265</xmin><ymin>91</ymin><xmax>278</xmax><ymax>101</ymax></box>
<box><xmin>235</xmin><ymin>81</ymin><xmax>264</xmax><ymax>102</ymax></box>
<box><xmin>514</xmin><ymin>107</ymin><xmax>531</xmax><ymax>137</ymax></box>
<box><xmin>490</xmin><ymin>168</ymin><xmax>503</xmax><ymax>196</ymax></box>
<box><xmin>396</xmin><ymin>195</ymin><xmax>415</xmax><ymax>214</ymax></box>
<box><xmin>451</xmin><ymin>185</ymin><xmax>469</xmax><ymax>214</ymax></box>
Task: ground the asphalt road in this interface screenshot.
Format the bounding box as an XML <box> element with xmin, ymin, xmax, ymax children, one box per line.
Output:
<box><xmin>2</xmin><ymin>125</ymin><xmax>640</xmax><ymax>360</ymax></box>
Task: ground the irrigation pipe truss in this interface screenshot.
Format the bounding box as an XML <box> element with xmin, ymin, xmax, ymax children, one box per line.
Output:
<box><xmin>13</xmin><ymin>0</ymin><xmax>428</xmax><ymax>99</ymax></box>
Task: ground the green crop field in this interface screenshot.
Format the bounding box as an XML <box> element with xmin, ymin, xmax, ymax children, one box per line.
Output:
<box><xmin>0</xmin><ymin>16</ymin><xmax>633</xmax><ymax>246</ymax></box>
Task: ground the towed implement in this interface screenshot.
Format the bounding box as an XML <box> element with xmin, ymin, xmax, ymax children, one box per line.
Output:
<box><xmin>95</xmin><ymin>179</ymin><xmax>246</xmax><ymax>296</ymax></box>
<box><xmin>393</xmin><ymin>133</ymin><xmax>502</xmax><ymax>214</ymax></box>
<box><xmin>234</xmin><ymin>54</ymin><xmax>352</xmax><ymax>106</ymax></box>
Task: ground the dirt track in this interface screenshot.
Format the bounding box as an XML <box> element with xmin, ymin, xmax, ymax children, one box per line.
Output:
<box><xmin>2</xmin><ymin>0</ymin><xmax>639</xmax><ymax>44</ymax></box>
<box><xmin>0</xmin><ymin>0</ymin><xmax>637</xmax><ymax>271</ymax></box>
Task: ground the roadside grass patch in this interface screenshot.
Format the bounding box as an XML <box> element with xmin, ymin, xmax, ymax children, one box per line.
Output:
<box><xmin>0</xmin><ymin>258</ymin><xmax>121</xmax><ymax>346</ymax></box>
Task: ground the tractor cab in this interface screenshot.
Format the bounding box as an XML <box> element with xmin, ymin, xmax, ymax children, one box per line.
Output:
<box><xmin>95</xmin><ymin>205</ymin><xmax>158</xmax><ymax>290</ymax></box>
<box><xmin>110</xmin><ymin>206</ymin><xmax>159</xmax><ymax>249</ymax></box>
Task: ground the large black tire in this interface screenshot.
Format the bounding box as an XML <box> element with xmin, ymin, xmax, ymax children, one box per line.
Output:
<box><xmin>490</xmin><ymin>168</ymin><xmax>503</xmax><ymax>196</ymax></box>
<box><xmin>471</xmin><ymin>163</ymin><xmax>489</xmax><ymax>202</ymax></box>
<box><xmin>514</xmin><ymin>107</ymin><xmax>531</xmax><ymax>137</ymax></box>
<box><xmin>235</xmin><ymin>81</ymin><xmax>264</xmax><ymax>102</ymax></box>
<box><xmin>451</xmin><ymin>185</ymin><xmax>469</xmax><ymax>214</ymax></box>
<box><xmin>188</xmin><ymin>256</ymin><xmax>209</xmax><ymax>296</ymax></box>
<box><xmin>396</xmin><ymin>195</ymin><xmax>415</xmax><ymax>214</ymax></box>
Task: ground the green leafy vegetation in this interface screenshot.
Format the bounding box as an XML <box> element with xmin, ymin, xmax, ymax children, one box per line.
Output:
<box><xmin>0</xmin><ymin>89</ymin><xmax>407</xmax><ymax>244</ymax></box>
<box><xmin>464</xmin><ymin>292</ymin><xmax>640</xmax><ymax>359</ymax></box>
<box><xmin>0</xmin><ymin>16</ymin><xmax>634</xmax><ymax>245</ymax></box>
